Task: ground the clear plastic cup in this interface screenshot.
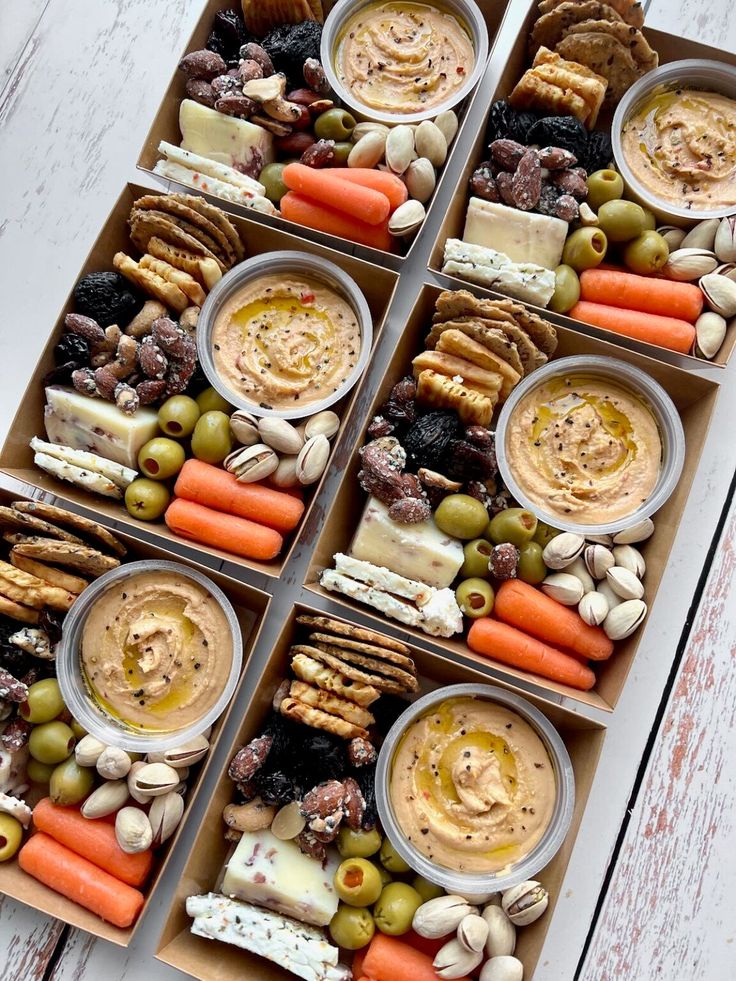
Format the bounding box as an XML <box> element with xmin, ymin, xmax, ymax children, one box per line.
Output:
<box><xmin>196</xmin><ymin>251</ymin><xmax>373</xmax><ymax>419</ymax></box>
<box><xmin>57</xmin><ymin>560</ymin><xmax>243</xmax><ymax>753</ymax></box>
<box><xmin>495</xmin><ymin>355</ymin><xmax>686</xmax><ymax>537</ymax></box>
<box><xmin>376</xmin><ymin>684</ymin><xmax>575</xmax><ymax>896</ymax></box>
<box><xmin>321</xmin><ymin>0</ymin><xmax>489</xmax><ymax>125</ymax></box>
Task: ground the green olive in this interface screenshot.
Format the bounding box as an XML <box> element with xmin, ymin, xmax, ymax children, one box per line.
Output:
<box><xmin>379</xmin><ymin>837</ymin><xmax>411</xmax><ymax>873</ymax></box>
<box><xmin>332</xmin><ymin>141</ymin><xmax>353</xmax><ymax>166</ymax></box>
<box><xmin>27</xmin><ymin>758</ymin><xmax>56</xmax><ymax>784</ymax></box>
<box><xmin>641</xmin><ymin>207</ymin><xmax>657</xmax><ymax>231</ymax></box>
<box><xmin>195</xmin><ymin>387</ymin><xmax>233</xmax><ymax>415</ymax></box>
<box><xmin>337</xmin><ymin>826</ymin><xmax>382</xmax><ymax>858</ymax></box>
<box><xmin>533</xmin><ymin>521</ymin><xmax>560</xmax><ymax>547</ymax></box>
<box><xmin>19</xmin><ymin>678</ymin><xmax>64</xmax><ymax>724</ymax></box>
<box><xmin>329</xmin><ymin>903</ymin><xmax>375</xmax><ymax>950</ymax></box>
<box><xmin>374</xmin><ymin>862</ymin><xmax>392</xmax><ymax>886</ymax></box>
<box><xmin>455</xmin><ymin>578</ymin><xmax>494</xmax><ymax>618</ymax></box>
<box><xmin>158</xmin><ymin>395</ymin><xmax>200</xmax><ymax>438</ymax></box>
<box><xmin>461</xmin><ymin>538</ymin><xmax>493</xmax><ymax>578</ymax></box>
<box><xmin>597</xmin><ymin>199</ymin><xmax>647</xmax><ymax>243</ymax></box>
<box><xmin>622</xmin><ymin>230</ymin><xmax>669</xmax><ymax>275</ymax></box>
<box><xmin>259</xmin><ymin>162</ymin><xmax>289</xmax><ymax>204</ymax></box>
<box><xmin>549</xmin><ymin>264</ymin><xmax>581</xmax><ymax>314</ymax></box>
<box><xmin>585</xmin><ymin>169</ymin><xmax>624</xmax><ymax>211</ymax></box>
<box><xmin>0</xmin><ymin>814</ymin><xmax>23</xmax><ymax>862</ymax></box>
<box><xmin>124</xmin><ymin>478</ymin><xmax>171</xmax><ymax>521</ymax></box>
<box><xmin>334</xmin><ymin>857</ymin><xmax>383</xmax><ymax>906</ymax></box>
<box><xmin>486</xmin><ymin>507</ymin><xmax>538</xmax><ymax>547</ymax></box>
<box><xmin>28</xmin><ymin>721</ymin><xmax>76</xmax><ymax>765</ymax></box>
<box><xmin>70</xmin><ymin>719</ymin><xmax>87</xmax><ymax>739</ymax></box>
<box><xmin>314</xmin><ymin>107</ymin><xmax>356</xmax><ymax>141</ymax></box>
<box><xmin>412</xmin><ymin>875</ymin><xmax>445</xmax><ymax>903</ymax></box>
<box><xmin>191</xmin><ymin>410</ymin><xmax>234</xmax><ymax>464</ymax></box>
<box><xmin>138</xmin><ymin>437</ymin><xmax>186</xmax><ymax>480</ymax></box>
<box><xmin>562</xmin><ymin>227</ymin><xmax>608</xmax><ymax>272</ymax></box>
<box><xmin>434</xmin><ymin>495</ymin><xmax>488</xmax><ymax>540</ymax></box>
<box><xmin>49</xmin><ymin>756</ymin><xmax>95</xmax><ymax>806</ymax></box>
<box><xmin>517</xmin><ymin>542</ymin><xmax>547</xmax><ymax>585</ymax></box>
<box><xmin>373</xmin><ymin>882</ymin><xmax>423</xmax><ymax>936</ymax></box>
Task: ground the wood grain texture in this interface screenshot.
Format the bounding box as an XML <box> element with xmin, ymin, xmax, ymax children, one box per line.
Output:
<box><xmin>647</xmin><ymin>0</ymin><xmax>736</xmax><ymax>47</ymax></box>
<box><xmin>0</xmin><ymin>897</ymin><xmax>64</xmax><ymax>981</ymax></box>
<box><xmin>0</xmin><ymin>0</ymin><xmax>49</xmax><ymax>88</ymax></box>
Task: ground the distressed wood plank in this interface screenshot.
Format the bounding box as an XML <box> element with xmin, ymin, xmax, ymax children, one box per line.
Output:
<box><xmin>580</xmin><ymin>491</ymin><xmax>736</xmax><ymax>980</ymax></box>
<box><xmin>0</xmin><ymin>0</ymin><xmax>49</xmax><ymax>88</ymax></box>
<box><xmin>0</xmin><ymin>897</ymin><xmax>65</xmax><ymax>981</ymax></box>
<box><xmin>647</xmin><ymin>0</ymin><xmax>736</xmax><ymax>47</ymax></box>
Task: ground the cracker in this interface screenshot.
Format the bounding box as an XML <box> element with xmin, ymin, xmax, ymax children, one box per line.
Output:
<box><xmin>435</xmin><ymin>329</ymin><xmax>521</xmax><ymax>399</ymax></box>
<box><xmin>290</xmin><ymin>651</ymin><xmax>380</xmax><ymax>707</ymax></box>
<box><xmin>139</xmin><ymin>254</ymin><xmax>207</xmax><ymax>306</ymax></box>
<box><xmin>510</xmin><ymin>307</ymin><xmax>558</xmax><ymax>356</ymax></box>
<box><xmin>313</xmin><ymin>641</ymin><xmax>419</xmax><ymax>692</ymax></box>
<box><xmin>169</xmin><ymin>193</ymin><xmax>245</xmax><ymax>264</ymax></box>
<box><xmin>10</xmin><ymin>552</ymin><xmax>89</xmax><ymax>593</ymax></box>
<box><xmin>0</xmin><ymin>595</ymin><xmax>39</xmax><ymax>624</ymax></box>
<box><xmin>292</xmin><ymin>645</ymin><xmax>409</xmax><ymax>696</ymax></box>
<box><xmin>433</xmin><ymin>290</ymin><xmax>517</xmax><ymax>326</ymax></box>
<box><xmin>509</xmin><ymin>71</ymin><xmax>590</xmax><ymax>124</ymax></box>
<box><xmin>147</xmin><ymin>237</ymin><xmax>222</xmax><ymax>290</ymax></box>
<box><xmin>307</xmin><ymin>632</ymin><xmax>416</xmax><ymax>673</ymax></box>
<box><xmin>555</xmin><ymin>32</ymin><xmax>641</xmax><ymax>103</ymax></box>
<box><xmin>11</xmin><ymin>541</ymin><xmax>120</xmax><ymax>578</ymax></box>
<box><xmin>279</xmin><ymin>695</ymin><xmax>368</xmax><ymax>740</ymax></box>
<box><xmin>427</xmin><ymin>319</ymin><xmax>524</xmax><ymax>377</ymax></box>
<box><xmin>538</xmin><ymin>0</ymin><xmax>644</xmax><ymax>28</ymax></box>
<box><xmin>11</xmin><ymin>501</ymin><xmax>126</xmax><ymax>557</ymax></box>
<box><xmin>0</xmin><ymin>506</ymin><xmax>84</xmax><ymax>545</ymax></box>
<box><xmin>412</xmin><ymin>351</ymin><xmax>503</xmax><ymax>399</ymax></box>
<box><xmin>129</xmin><ymin>211</ymin><xmax>224</xmax><ymax>270</ymax></box>
<box><xmin>416</xmin><ymin>369</ymin><xmax>496</xmax><ymax>427</ymax></box>
<box><xmin>0</xmin><ymin>565</ymin><xmax>76</xmax><ymax>612</ymax></box>
<box><xmin>562</xmin><ymin>19</ymin><xmax>657</xmax><ymax>72</ymax></box>
<box><xmin>295</xmin><ymin>614</ymin><xmax>410</xmax><ymax>655</ymax></box>
<box><xmin>530</xmin><ymin>2</ymin><xmax>624</xmax><ymax>55</ymax></box>
<box><xmin>113</xmin><ymin>253</ymin><xmax>190</xmax><ymax>314</ymax></box>
<box><xmin>289</xmin><ymin>680</ymin><xmax>375</xmax><ymax>728</ymax></box>
<box><xmin>132</xmin><ymin>196</ymin><xmax>234</xmax><ymax>267</ymax></box>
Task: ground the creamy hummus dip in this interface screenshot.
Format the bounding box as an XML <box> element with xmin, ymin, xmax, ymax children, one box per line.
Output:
<box><xmin>335</xmin><ymin>1</ymin><xmax>475</xmax><ymax>116</ymax></box>
<box><xmin>505</xmin><ymin>374</ymin><xmax>662</xmax><ymax>525</ymax></box>
<box><xmin>212</xmin><ymin>274</ymin><xmax>361</xmax><ymax>411</ymax></box>
<box><xmin>389</xmin><ymin>697</ymin><xmax>556</xmax><ymax>874</ymax></box>
<box><xmin>621</xmin><ymin>88</ymin><xmax>736</xmax><ymax>211</ymax></box>
<box><xmin>81</xmin><ymin>570</ymin><xmax>233</xmax><ymax>732</ymax></box>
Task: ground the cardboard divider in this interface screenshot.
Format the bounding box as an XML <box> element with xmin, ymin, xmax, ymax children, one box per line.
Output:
<box><xmin>303</xmin><ymin>282</ymin><xmax>720</xmax><ymax>712</ymax></box>
<box><xmin>155</xmin><ymin>601</ymin><xmax>605</xmax><ymax>981</ymax></box>
<box><xmin>428</xmin><ymin>0</ymin><xmax>736</xmax><ymax>368</ymax></box>
<box><xmin>0</xmin><ymin>487</ymin><xmax>271</xmax><ymax>946</ymax></box>
<box><xmin>135</xmin><ymin>0</ymin><xmax>513</xmax><ymax>270</ymax></box>
<box><xmin>0</xmin><ymin>181</ymin><xmax>399</xmax><ymax>579</ymax></box>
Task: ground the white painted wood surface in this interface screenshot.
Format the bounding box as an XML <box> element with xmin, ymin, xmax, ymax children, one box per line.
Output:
<box><xmin>0</xmin><ymin>1</ymin><xmax>734</xmax><ymax>980</ymax></box>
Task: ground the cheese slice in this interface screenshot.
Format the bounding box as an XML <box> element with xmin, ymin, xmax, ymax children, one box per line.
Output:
<box><xmin>463</xmin><ymin>198</ymin><xmax>568</xmax><ymax>271</ymax></box>
<box><xmin>179</xmin><ymin>99</ymin><xmax>275</xmax><ymax>177</ymax></box>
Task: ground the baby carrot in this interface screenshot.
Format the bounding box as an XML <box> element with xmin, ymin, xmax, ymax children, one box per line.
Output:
<box><xmin>326</xmin><ymin>168</ymin><xmax>408</xmax><ymax>211</ymax></box>
<box><xmin>32</xmin><ymin>798</ymin><xmax>153</xmax><ymax>887</ymax></box>
<box><xmin>363</xmin><ymin>932</ymin><xmax>471</xmax><ymax>981</ymax></box>
<box><xmin>467</xmin><ymin>618</ymin><xmax>596</xmax><ymax>691</ymax></box>
<box><xmin>579</xmin><ymin>268</ymin><xmax>704</xmax><ymax>322</ymax></box>
<box><xmin>281</xmin><ymin>192</ymin><xmax>394</xmax><ymax>251</ymax></box>
<box><xmin>174</xmin><ymin>459</ymin><xmax>304</xmax><ymax>533</ymax></box>
<box><xmin>165</xmin><ymin>498</ymin><xmax>283</xmax><ymax>561</ymax></box>
<box><xmin>494</xmin><ymin>579</ymin><xmax>614</xmax><ymax>660</ymax></box>
<box><xmin>19</xmin><ymin>833</ymin><xmax>145</xmax><ymax>928</ymax></box>
<box><xmin>282</xmin><ymin>163</ymin><xmax>391</xmax><ymax>225</ymax></box>
<box><xmin>569</xmin><ymin>300</ymin><xmax>696</xmax><ymax>353</ymax></box>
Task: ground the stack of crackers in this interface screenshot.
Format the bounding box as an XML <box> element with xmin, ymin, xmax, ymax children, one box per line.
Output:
<box><xmin>113</xmin><ymin>193</ymin><xmax>245</xmax><ymax>315</ymax></box>
<box><xmin>514</xmin><ymin>0</ymin><xmax>658</xmax><ymax>118</ymax></box>
<box><xmin>276</xmin><ymin>615</ymin><xmax>418</xmax><ymax>743</ymax></box>
<box><xmin>411</xmin><ymin>290</ymin><xmax>557</xmax><ymax>426</ymax></box>
<box><xmin>0</xmin><ymin>501</ymin><xmax>125</xmax><ymax>625</ymax></box>
<box><xmin>242</xmin><ymin>0</ymin><xmax>323</xmax><ymax>37</ymax></box>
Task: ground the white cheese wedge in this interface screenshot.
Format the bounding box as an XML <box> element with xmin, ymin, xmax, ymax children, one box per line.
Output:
<box><xmin>349</xmin><ymin>497</ymin><xmax>464</xmax><ymax>590</ymax></box>
<box><xmin>44</xmin><ymin>387</ymin><xmax>159</xmax><ymax>469</ymax></box>
<box><xmin>221</xmin><ymin>829</ymin><xmax>340</xmax><ymax>927</ymax></box>
<box><xmin>187</xmin><ymin>893</ymin><xmax>350</xmax><ymax>981</ymax></box>
<box><xmin>179</xmin><ymin>100</ymin><xmax>275</xmax><ymax>177</ymax></box>
<box><xmin>443</xmin><ymin>239</ymin><xmax>557</xmax><ymax>307</ymax></box>
<box><xmin>153</xmin><ymin>160</ymin><xmax>278</xmax><ymax>215</ymax></box>
<box><xmin>463</xmin><ymin>198</ymin><xmax>568</xmax><ymax>271</ymax></box>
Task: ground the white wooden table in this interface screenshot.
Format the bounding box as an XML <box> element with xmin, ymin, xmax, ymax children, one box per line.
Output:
<box><xmin>1</xmin><ymin>1</ymin><xmax>734</xmax><ymax>979</ymax></box>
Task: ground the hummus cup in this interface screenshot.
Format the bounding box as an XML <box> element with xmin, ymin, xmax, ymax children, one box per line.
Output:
<box><xmin>321</xmin><ymin>0</ymin><xmax>489</xmax><ymax>125</ymax></box>
<box><xmin>196</xmin><ymin>251</ymin><xmax>373</xmax><ymax>419</ymax></box>
<box><xmin>57</xmin><ymin>560</ymin><xmax>243</xmax><ymax>753</ymax></box>
<box><xmin>376</xmin><ymin>684</ymin><xmax>574</xmax><ymax>895</ymax></box>
<box><xmin>612</xmin><ymin>59</ymin><xmax>736</xmax><ymax>223</ymax></box>
<box><xmin>495</xmin><ymin>355</ymin><xmax>685</xmax><ymax>538</ymax></box>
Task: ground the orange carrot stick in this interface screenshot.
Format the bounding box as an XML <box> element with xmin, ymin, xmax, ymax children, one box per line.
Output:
<box><xmin>174</xmin><ymin>459</ymin><xmax>304</xmax><ymax>533</ymax></box>
<box><xmin>283</xmin><ymin>163</ymin><xmax>390</xmax><ymax>226</ymax></box>
<box><xmin>569</xmin><ymin>300</ymin><xmax>696</xmax><ymax>353</ymax></box>
<box><xmin>32</xmin><ymin>798</ymin><xmax>153</xmax><ymax>887</ymax></box>
<box><xmin>467</xmin><ymin>619</ymin><xmax>596</xmax><ymax>691</ymax></box>
<box><xmin>165</xmin><ymin>498</ymin><xmax>282</xmax><ymax>561</ymax></box>
<box><xmin>494</xmin><ymin>579</ymin><xmax>614</xmax><ymax>660</ymax></box>
<box><xmin>326</xmin><ymin>168</ymin><xmax>409</xmax><ymax>211</ymax></box>
<box><xmin>19</xmin><ymin>833</ymin><xmax>145</xmax><ymax>928</ymax></box>
<box><xmin>281</xmin><ymin>192</ymin><xmax>394</xmax><ymax>251</ymax></box>
<box><xmin>579</xmin><ymin>268</ymin><xmax>703</xmax><ymax>322</ymax></box>
<box><xmin>362</xmin><ymin>933</ymin><xmax>471</xmax><ymax>981</ymax></box>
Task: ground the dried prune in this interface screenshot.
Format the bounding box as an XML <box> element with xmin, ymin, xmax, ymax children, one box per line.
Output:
<box><xmin>261</xmin><ymin>21</ymin><xmax>322</xmax><ymax>89</ymax></box>
<box><xmin>404</xmin><ymin>411</ymin><xmax>462</xmax><ymax>471</ymax></box>
<box><xmin>205</xmin><ymin>10</ymin><xmax>252</xmax><ymax>64</ymax></box>
<box><xmin>352</xmin><ymin>762</ymin><xmax>378</xmax><ymax>830</ymax></box>
<box><xmin>54</xmin><ymin>333</ymin><xmax>90</xmax><ymax>366</ymax></box>
<box><xmin>39</xmin><ymin>609</ymin><xmax>63</xmax><ymax>646</ymax></box>
<box><xmin>445</xmin><ymin>438</ymin><xmax>497</xmax><ymax>482</ymax></box>
<box><xmin>73</xmin><ymin>272</ymin><xmax>143</xmax><ymax>329</ymax></box>
<box><xmin>584</xmin><ymin>130</ymin><xmax>613</xmax><ymax>173</ymax></box>
<box><xmin>526</xmin><ymin>116</ymin><xmax>587</xmax><ymax>162</ymax></box>
<box><xmin>257</xmin><ymin>769</ymin><xmax>299</xmax><ymax>805</ymax></box>
<box><xmin>487</xmin><ymin>101</ymin><xmax>538</xmax><ymax>145</ymax></box>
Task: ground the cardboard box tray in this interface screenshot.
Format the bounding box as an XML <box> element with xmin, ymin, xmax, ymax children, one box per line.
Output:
<box><xmin>155</xmin><ymin>602</ymin><xmax>605</xmax><ymax>981</ymax></box>
<box><xmin>427</xmin><ymin>0</ymin><xmax>736</xmax><ymax>369</ymax></box>
<box><xmin>0</xmin><ymin>487</ymin><xmax>271</xmax><ymax>946</ymax></box>
<box><xmin>136</xmin><ymin>0</ymin><xmax>513</xmax><ymax>271</ymax></box>
<box><xmin>0</xmin><ymin>181</ymin><xmax>399</xmax><ymax>580</ymax></box>
<box><xmin>303</xmin><ymin>282</ymin><xmax>719</xmax><ymax>713</ymax></box>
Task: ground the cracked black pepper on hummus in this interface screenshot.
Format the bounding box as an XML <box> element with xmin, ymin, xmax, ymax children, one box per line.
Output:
<box><xmin>211</xmin><ymin>274</ymin><xmax>361</xmax><ymax>411</ymax></box>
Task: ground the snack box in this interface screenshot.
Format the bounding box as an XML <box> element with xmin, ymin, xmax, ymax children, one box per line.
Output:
<box><xmin>136</xmin><ymin>0</ymin><xmax>513</xmax><ymax>270</ymax></box>
<box><xmin>303</xmin><ymin>282</ymin><xmax>719</xmax><ymax>713</ymax></box>
<box><xmin>155</xmin><ymin>602</ymin><xmax>605</xmax><ymax>981</ymax></box>
<box><xmin>0</xmin><ymin>486</ymin><xmax>270</xmax><ymax>946</ymax></box>
<box><xmin>427</xmin><ymin>0</ymin><xmax>736</xmax><ymax>368</ymax></box>
<box><xmin>0</xmin><ymin>182</ymin><xmax>399</xmax><ymax>580</ymax></box>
